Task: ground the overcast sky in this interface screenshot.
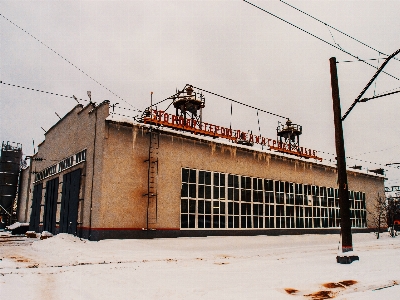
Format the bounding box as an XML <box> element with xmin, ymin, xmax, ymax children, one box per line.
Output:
<box><xmin>1</xmin><ymin>0</ymin><xmax>399</xmax><ymax>186</ymax></box>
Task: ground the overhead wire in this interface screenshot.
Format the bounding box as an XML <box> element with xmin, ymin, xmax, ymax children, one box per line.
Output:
<box><xmin>192</xmin><ymin>85</ymin><xmax>288</xmax><ymax>119</ymax></box>
<box><xmin>0</xmin><ymin>80</ymin><xmax>142</xmax><ymax>113</ymax></box>
<box><xmin>0</xmin><ymin>13</ymin><xmax>139</xmax><ymax>111</ymax></box>
<box><xmin>145</xmin><ymin>91</ymin><xmax>180</xmax><ymax>109</ymax></box>
<box><xmin>350</xmin><ymin>144</ymin><xmax>400</xmax><ymax>158</ymax></box>
<box><xmin>360</xmin><ymin>89</ymin><xmax>400</xmax><ymax>102</ymax></box>
<box><xmin>8</xmin><ymin>72</ymin><xmax>392</xmax><ymax>172</ymax></box>
<box><xmin>373</xmin><ymin>53</ymin><xmax>381</xmax><ymax>96</ymax></box>
<box><xmin>278</xmin><ymin>0</ymin><xmax>400</xmax><ymax>63</ymax></box>
<box><xmin>376</xmin><ymin>85</ymin><xmax>400</xmax><ymax>96</ymax></box>
<box><xmin>242</xmin><ymin>0</ymin><xmax>400</xmax><ymax>81</ymax></box>
<box><xmin>1</xmin><ymin>80</ymin><xmax>88</xmax><ymax>102</ymax></box>
<box><xmin>318</xmin><ymin>149</ymin><xmax>400</xmax><ymax>171</ymax></box>
<box><xmin>339</xmin><ymin>57</ymin><xmax>388</xmax><ymax>63</ymax></box>
<box><xmin>326</xmin><ymin>25</ymin><xmax>343</xmax><ymax>51</ymax></box>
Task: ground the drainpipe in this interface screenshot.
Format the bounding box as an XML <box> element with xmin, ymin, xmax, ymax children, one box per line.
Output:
<box><xmin>88</xmin><ymin>107</ymin><xmax>97</xmax><ymax>240</ymax></box>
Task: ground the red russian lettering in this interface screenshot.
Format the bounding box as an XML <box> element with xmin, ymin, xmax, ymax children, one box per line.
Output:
<box><xmin>261</xmin><ymin>137</ymin><xmax>266</xmax><ymax>145</ymax></box>
<box><xmin>235</xmin><ymin>130</ymin><xmax>241</xmax><ymax>138</ymax></box>
<box><xmin>163</xmin><ymin>112</ymin><xmax>169</xmax><ymax>123</ymax></box>
<box><xmin>152</xmin><ymin>109</ymin><xmax>158</xmax><ymax>120</ymax></box>
<box><xmin>208</xmin><ymin>124</ymin><xmax>214</xmax><ymax>133</ymax></box>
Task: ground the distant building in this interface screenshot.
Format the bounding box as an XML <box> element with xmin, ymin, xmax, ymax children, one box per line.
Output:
<box><xmin>17</xmin><ymin>97</ymin><xmax>384</xmax><ymax>240</ymax></box>
<box><xmin>0</xmin><ymin>141</ymin><xmax>22</xmax><ymax>227</ymax></box>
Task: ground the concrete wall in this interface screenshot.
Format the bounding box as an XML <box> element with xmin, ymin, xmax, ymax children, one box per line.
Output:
<box><xmin>97</xmin><ymin>121</ymin><xmax>385</xmax><ymax>233</ymax></box>
<box><xmin>18</xmin><ymin>102</ymin><xmax>110</xmax><ymax>237</ymax></box>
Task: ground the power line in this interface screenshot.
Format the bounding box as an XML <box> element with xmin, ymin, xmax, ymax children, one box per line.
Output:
<box><xmin>351</xmin><ymin>144</ymin><xmax>400</xmax><ymax>157</ymax></box>
<box><xmin>318</xmin><ymin>149</ymin><xmax>400</xmax><ymax>171</ymax></box>
<box><xmin>0</xmin><ymin>80</ymin><xmax>142</xmax><ymax>113</ymax></box>
<box><xmin>192</xmin><ymin>86</ymin><xmax>288</xmax><ymax>119</ymax></box>
<box><xmin>360</xmin><ymin>89</ymin><xmax>400</xmax><ymax>102</ymax></box>
<box><xmin>371</xmin><ymin>86</ymin><xmax>400</xmax><ymax>98</ymax></box>
<box><xmin>143</xmin><ymin>85</ymin><xmax>288</xmax><ymax>120</ymax></box>
<box><xmin>0</xmin><ymin>13</ymin><xmax>139</xmax><ymax>111</ymax></box>
<box><xmin>1</xmin><ymin>80</ymin><xmax>86</xmax><ymax>101</ymax></box>
<box><xmin>342</xmin><ymin>48</ymin><xmax>400</xmax><ymax>120</ymax></box>
<box><xmin>279</xmin><ymin>0</ymin><xmax>400</xmax><ymax>63</ymax></box>
<box><xmin>243</xmin><ymin>0</ymin><xmax>400</xmax><ymax>81</ymax></box>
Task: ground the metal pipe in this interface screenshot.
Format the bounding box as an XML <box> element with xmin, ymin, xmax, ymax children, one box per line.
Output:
<box><xmin>146</xmin><ymin>92</ymin><xmax>153</xmax><ymax>231</ymax></box>
<box><xmin>88</xmin><ymin>108</ymin><xmax>97</xmax><ymax>240</ymax></box>
<box><xmin>24</xmin><ymin>156</ymin><xmax>33</xmax><ymax>222</ymax></box>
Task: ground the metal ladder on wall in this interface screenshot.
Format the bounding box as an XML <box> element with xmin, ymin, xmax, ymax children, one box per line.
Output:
<box><xmin>144</xmin><ymin>127</ymin><xmax>159</xmax><ymax>228</ymax></box>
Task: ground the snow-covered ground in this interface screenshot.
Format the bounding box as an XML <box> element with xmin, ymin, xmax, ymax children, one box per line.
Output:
<box><xmin>1</xmin><ymin>232</ymin><xmax>399</xmax><ymax>299</ymax></box>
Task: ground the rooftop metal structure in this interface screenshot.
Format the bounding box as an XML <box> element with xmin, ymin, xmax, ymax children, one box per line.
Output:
<box><xmin>276</xmin><ymin>119</ymin><xmax>302</xmax><ymax>151</ymax></box>
<box><xmin>172</xmin><ymin>84</ymin><xmax>205</xmax><ymax>125</ymax></box>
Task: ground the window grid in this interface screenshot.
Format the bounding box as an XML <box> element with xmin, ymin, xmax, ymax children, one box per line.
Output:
<box><xmin>180</xmin><ymin>168</ymin><xmax>367</xmax><ymax>230</ymax></box>
<box><xmin>227</xmin><ymin>174</ymin><xmax>240</xmax><ymax>228</ymax></box>
<box><xmin>253</xmin><ymin>178</ymin><xmax>264</xmax><ymax>229</ymax></box>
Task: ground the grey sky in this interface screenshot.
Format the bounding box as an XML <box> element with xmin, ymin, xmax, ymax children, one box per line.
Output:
<box><xmin>1</xmin><ymin>0</ymin><xmax>399</xmax><ymax>186</ymax></box>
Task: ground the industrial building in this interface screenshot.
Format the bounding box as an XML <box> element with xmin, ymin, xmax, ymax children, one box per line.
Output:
<box><xmin>17</xmin><ymin>86</ymin><xmax>385</xmax><ymax>240</ymax></box>
<box><xmin>0</xmin><ymin>141</ymin><xmax>22</xmax><ymax>228</ymax></box>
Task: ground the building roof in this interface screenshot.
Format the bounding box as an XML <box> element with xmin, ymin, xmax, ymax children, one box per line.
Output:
<box><xmin>106</xmin><ymin>114</ymin><xmax>385</xmax><ymax>180</ymax></box>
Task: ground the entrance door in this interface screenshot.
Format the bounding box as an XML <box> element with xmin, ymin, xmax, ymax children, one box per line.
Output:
<box><xmin>29</xmin><ymin>183</ymin><xmax>43</xmax><ymax>232</ymax></box>
<box><xmin>59</xmin><ymin>169</ymin><xmax>81</xmax><ymax>235</ymax></box>
<box><xmin>43</xmin><ymin>177</ymin><xmax>59</xmax><ymax>234</ymax></box>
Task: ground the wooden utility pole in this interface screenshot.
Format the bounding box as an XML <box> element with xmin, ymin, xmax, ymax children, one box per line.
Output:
<box><xmin>329</xmin><ymin>57</ymin><xmax>353</xmax><ymax>253</ymax></box>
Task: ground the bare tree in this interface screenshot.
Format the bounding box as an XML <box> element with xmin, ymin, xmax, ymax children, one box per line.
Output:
<box><xmin>368</xmin><ymin>194</ymin><xmax>387</xmax><ymax>239</ymax></box>
<box><xmin>386</xmin><ymin>197</ymin><xmax>400</xmax><ymax>238</ymax></box>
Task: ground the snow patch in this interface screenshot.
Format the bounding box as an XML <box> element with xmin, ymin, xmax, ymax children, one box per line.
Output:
<box><xmin>6</xmin><ymin>222</ymin><xmax>29</xmax><ymax>230</ymax></box>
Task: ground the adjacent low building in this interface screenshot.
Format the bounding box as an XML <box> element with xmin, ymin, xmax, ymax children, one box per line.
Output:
<box><xmin>17</xmin><ymin>97</ymin><xmax>385</xmax><ymax>240</ymax></box>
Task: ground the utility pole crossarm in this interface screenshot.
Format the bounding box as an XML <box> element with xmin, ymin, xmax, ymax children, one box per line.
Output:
<box><xmin>342</xmin><ymin>48</ymin><xmax>400</xmax><ymax>121</ymax></box>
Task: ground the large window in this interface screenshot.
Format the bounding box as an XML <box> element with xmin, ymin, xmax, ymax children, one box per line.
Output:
<box><xmin>227</xmin><ymin>174</ymin><xmax>240</xmax><ymax>228</ymax></box>
<box><xmin>180</xmin><ymin>168</ymin><xmax>367</xmax><ymax>230</ymax></box>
